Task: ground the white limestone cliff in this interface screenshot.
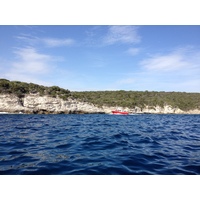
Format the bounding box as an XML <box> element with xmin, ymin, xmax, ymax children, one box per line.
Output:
<box><xmin>0</xmin><ymin>94</ymin><xmax>104</xmax><ymax>114</ymax></box>
<box><xmin>0</xmin><ymin>94</ymin><xmax>200</xmax><ymax>114</ymax></box>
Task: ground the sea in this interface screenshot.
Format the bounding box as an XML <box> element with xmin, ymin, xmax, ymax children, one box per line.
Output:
<box><xmin>0</xmin><ymin>114</ymin><xmax>200</xmax><ymax>175</ymax></box>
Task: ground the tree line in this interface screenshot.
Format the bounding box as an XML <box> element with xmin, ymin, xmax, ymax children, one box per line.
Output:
<box><xmin>0</xmin><ymin>79</ymin><xmax>71</xmax><ymax>100</ymax></box>
<box><xmin>72</xmin><ymin>90</ymin><xmax>200</xmax><ymax>111</ymax></box>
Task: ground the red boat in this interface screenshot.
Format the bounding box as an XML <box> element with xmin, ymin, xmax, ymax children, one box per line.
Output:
<box><xmin>112</xmin><ymin>110</ymin><xmax>129</xmax><ymax>115</ymax></box>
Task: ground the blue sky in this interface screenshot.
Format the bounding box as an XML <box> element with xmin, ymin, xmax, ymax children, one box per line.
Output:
<box><xmin>0</xmin><ymin>25</ymin><xmax>200</xmax><ymax>92</ymax></box>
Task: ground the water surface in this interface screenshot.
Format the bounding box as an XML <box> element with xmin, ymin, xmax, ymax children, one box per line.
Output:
<box><xmin>0</xmin><ymin>114</ymin><xmax>200</xmax><ymax>174</ymax></box>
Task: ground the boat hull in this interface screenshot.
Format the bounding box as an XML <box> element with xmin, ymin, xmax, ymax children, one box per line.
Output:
<box><xmin>112</xmin><ymin>111</ymin><xmax>129</xmax><ymax>115</ymax></box>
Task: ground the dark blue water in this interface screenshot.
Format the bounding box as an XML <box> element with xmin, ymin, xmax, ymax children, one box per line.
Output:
<box><xmin>0</xmin><ymin>114</ymin><xmax>200</xmax><ymax>175</ymax></box>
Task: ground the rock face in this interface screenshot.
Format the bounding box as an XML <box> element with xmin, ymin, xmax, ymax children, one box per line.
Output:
<box><xmin>0</xmin><ymin>94</ymin><xmax>25</xmax><ymax>113</ymax></box>
<box><xmin>0</xmin><ymin>94</ymin><xmax>200</xmax><ymax>114</ymax></box>
<box><xmin>140</xmin><ymin>105</ymin><xmax>184</xmax><ymax>114</ymax></box>
<box><xmin>0</xmin><ymin>94</ymin><xmax>105</xmax><ymax>114</ymax></box>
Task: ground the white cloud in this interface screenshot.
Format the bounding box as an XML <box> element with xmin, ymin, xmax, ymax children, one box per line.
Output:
<box><xmin>42</xmin><ymin>38</ymin><xmax>75</xmax><ymax>47</ymax></box>
<box><xmin>140</xmin><ymin>47</ymin><xmax>200</xmax><ymax>72</ymax></box>
<box><xmin>127</xmin><ymin>47</ymin><xmax>140</xmax><ymax>56</ymax></box>
<box><xmin>16</xmin><ymin>34</ymin><xmax>75</xmax><ymax>48</ymax></box>
<box><xmin>12</xmin><ymin>47</ymin><xmax>51</xmax><ymax>74</ymax></box>
<box><xmin>113</xmin><ymin>47</ymin><xmax>200</xmax><ymax>92</ymax></box>
<box><xmin>15</xmin><ymin>34</ymin><xmax>39</xmax><ymax>46</ymax></box>
<box><xmin>3</xmin><ymin>47</ymin><xmax>56</xmax><ymax>85</ymax></box>
<box><xmin>103</xmin><ymin>26</ymin><xmax>140</xmax><ymax>45</ymax></box>
<box><xmin>140</xmin><ymin>53</ymin><xmax>188</xmax><ymax>72</ymax></box>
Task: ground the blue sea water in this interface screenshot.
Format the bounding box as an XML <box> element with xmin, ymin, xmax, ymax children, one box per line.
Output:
<box><xmin>0</xmin><ymin>114</ymin><xmax>200</xmax><ymax>175</ymax></box>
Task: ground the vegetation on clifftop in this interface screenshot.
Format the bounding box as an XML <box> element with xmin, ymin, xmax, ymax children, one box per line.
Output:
<box><xmin>1</xmin><ymin>79</ymin><xmax>200</xmax><ymax>111</ymax></box>
<box><xmin>0</xmin><ymin>79</ymin><xmax>71</xmax><ymax>100</ymax></box>
<box><xmin>72</xmin><ymin>90</ymin><xmax>200</xmax><ymax>111</ymax></box>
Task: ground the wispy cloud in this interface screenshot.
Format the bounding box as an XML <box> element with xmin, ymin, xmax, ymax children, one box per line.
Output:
<box><xmin>42</xmin><ymin>38</ymin><xmax>75</xmax><ymax>47</ymax></box>
<box><xmin>126</xmin><ymin>47</ymin><xmax>140</xmax><ymax>56</ymax></box>
<box><xmin>16</xmin><ymin>34</ymin><xmax>75</xmax><ymax>48</ymax></box>
<box><xmin>3</xmin><ymin>47</ymin><xmax>57</xmax><ymax>85</ymax></box>
<box><xmin>12</xmin><ymin>47</ymin><xmax>51</xmax><ymax>73</ymax></box>
<box><xmin>114</xmin><ymin>47</ymin><xmax>200</xmax><ymax>92</ymax></box>
<box><xmin>140</xmin><ymin>53</ymin><xmax>187</xmax><ymax>72</ymax></box>
<box><xmin>6</xmin><ymin>32</ymin><xmax>75</xmax><ymax>86</ymax></box>
<box><xmin>103</xmin><ymin>26</ymin><xmax>141</xmax><ymax>45</ymax></box>
<box><xmin>140</xmin><ymin>47</ymin><xmax>200</xmax><ymax>72</ymax></box>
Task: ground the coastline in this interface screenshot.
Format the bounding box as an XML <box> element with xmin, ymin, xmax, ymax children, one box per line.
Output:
<box><xmin>1</xmin><ymin>94</ymin><xmax>200</xmax><ymax>115</ymax></box>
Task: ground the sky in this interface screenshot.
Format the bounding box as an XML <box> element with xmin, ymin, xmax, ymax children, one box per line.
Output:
<box><xmin>0</xmin><ymin>25</ymin><xmax>200</xmax><ymax>92</ymax></box>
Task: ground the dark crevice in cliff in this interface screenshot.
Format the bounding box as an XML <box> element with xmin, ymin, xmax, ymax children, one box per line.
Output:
<box><xmin>17</xmin><ymin>97</ymin><xmax>24</xmax><ymax>107</ymax></box>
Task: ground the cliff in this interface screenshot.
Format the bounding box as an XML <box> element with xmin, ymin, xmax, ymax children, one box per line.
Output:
<box><xmin>0</xmin><ymin>94</ymin><xmax>200</xmax><ymax>114</ymax></box>
<box><xmin>0</xmin><ymin>79</ymin><xmax>200</xmax><ymax>114</ymax></box>
<box><xmin>0</xmin><ymin>94</ymin><xmax>105</xmax><ymax>114</ymax></box>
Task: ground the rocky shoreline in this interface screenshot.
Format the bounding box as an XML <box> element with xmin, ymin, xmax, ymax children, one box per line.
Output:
<box><xmin>0</xmin><ymin>94</ymin><xmax>200</xmax><ymax>114</ymax></box>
